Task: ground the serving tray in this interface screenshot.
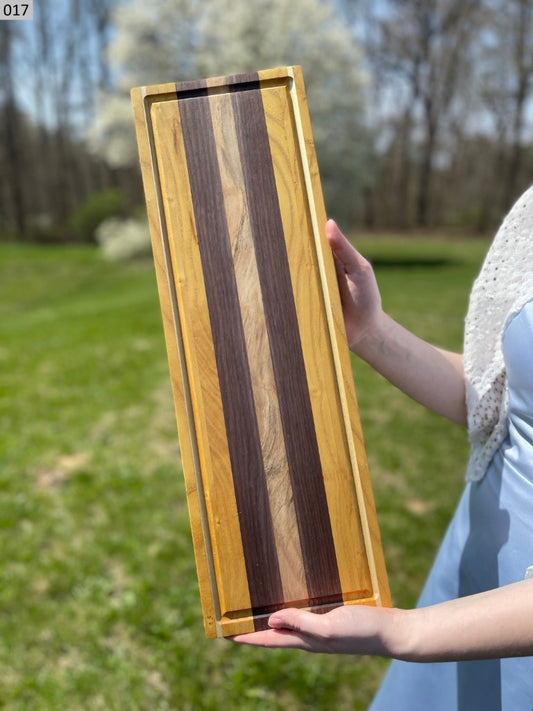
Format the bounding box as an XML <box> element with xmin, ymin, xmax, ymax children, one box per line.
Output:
<box><xmin>131</xmin><ymin>66</ymin><xmax>390</xmax><ymax>638</ymax></box>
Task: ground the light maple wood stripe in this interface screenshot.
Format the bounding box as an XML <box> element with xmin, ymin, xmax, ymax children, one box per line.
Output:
<box><xmin>131</xmin><ymin>87</ymin><xmax>219</xmax><ymax>636</ymax></box>
<box><xmin>260</xmin><ymin>79</ymin><xmax>374</xmax><ymax>600</ymax></box>
<box><xmin>207</xmin><ymin>87</ymin><xmax>308</xmax><ymax>607</ymax></box>
<box><xmin>149</xmin><ymin>98</ymin><xmax>254</xmax><ymax>630</ymax></box>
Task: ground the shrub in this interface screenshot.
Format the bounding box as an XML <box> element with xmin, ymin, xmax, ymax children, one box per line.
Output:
<box><xmin>68</xmin><ymin>188</ymin><xmax>128</xmax><ymax>243</ymax></box>
<box><xmin>96</xmin><ymin>217</ymin><xmax>151</xmax><ymax>262</ymax></box>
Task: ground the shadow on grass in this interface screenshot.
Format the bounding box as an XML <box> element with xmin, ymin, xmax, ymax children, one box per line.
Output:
<box><xmin>369</xmin><ymin>257</ymin><xmax>461</xmax><ymax>269</ymax></box>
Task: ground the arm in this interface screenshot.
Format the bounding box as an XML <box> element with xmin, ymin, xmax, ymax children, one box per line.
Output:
<box><xmin>326</xmin><ymin>220</ymin><xmax>466</xmax><ymax>426</ymax></box>
<box><xmin>231</xmin><ymin>578</ymin><xmax>533</xmax><ymax>661</ymax></box>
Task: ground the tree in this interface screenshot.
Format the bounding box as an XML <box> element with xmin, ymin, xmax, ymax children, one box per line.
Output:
<box><xmin>364</xmin><ymin>0</ymin><xmax>486</xmax><ymax>227</ymax></box>
<box><xmin>0</xmin><ymin>21</ymin><xmax>27</xmax><ymax>235</ymax></box>
<box><xmin>479</xmin><ymin>0</ymin><xmax>533</xmax><ymax>214</ymax></box>
<box><xmin>91</xmin><ymin>0</ymin><xmax>371</xmax><ymax>223</ymax></box>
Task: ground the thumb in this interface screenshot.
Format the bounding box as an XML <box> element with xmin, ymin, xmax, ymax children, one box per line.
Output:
<box><xmin>325</xmin><ymin>219</ymin><xmax>361</xmax><ymax>273</ymax></box>
<box><xmin>268</xmin><ymin>608</ymin><xmax>327</xmax><ymax>637</ymax></box>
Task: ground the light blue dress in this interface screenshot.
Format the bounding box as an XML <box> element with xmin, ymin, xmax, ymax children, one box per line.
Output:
<box><xmin>369</xmin><ymin>300</ymin><xmax>533</xmax><ymax>711</ymax></box>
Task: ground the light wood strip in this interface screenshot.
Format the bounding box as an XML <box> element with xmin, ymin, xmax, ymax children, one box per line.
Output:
<box><xmin>208</xmin><ymin>88</ymin><xmax>308</xmax><ymax>606</ymax></box>
<box><xmin>149</xmin><ymin>98</ymin><xmax>254</xmax><ymax>627</ymax></box>
<box><xmin>261</xmin><ymin>79</ymin><xmax>374</xmax><ymax>601</ymax></box>
<box><xmin>130</xmin><ymin>87</ymin><xmax>219</xmax><ymax>636</ymax></box>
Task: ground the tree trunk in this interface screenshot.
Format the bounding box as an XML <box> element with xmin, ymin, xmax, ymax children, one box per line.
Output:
<box><xmin>416</xmin><ymin>101</ymin><xmax>437</xmax><ymax>227</ymax></box>
<box><xmin>0</xmin><ymin>23</ymin><xmax>26</xmax><ymax>235</ymax></box>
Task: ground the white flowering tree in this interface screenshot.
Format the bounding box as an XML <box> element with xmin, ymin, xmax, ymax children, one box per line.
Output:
<box><xmin>91</xmin><ymin>0</ymin><xmax>371</xmax><ymax>226</ymax></box>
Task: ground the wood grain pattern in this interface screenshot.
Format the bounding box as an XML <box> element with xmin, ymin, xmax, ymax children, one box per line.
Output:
<box><xmin>150</xmin><ymin>98</ymin><xmax>253</xmax><ymax>633</ymax></box>
<box><xmin>131</xmin><ymin>66</ymin><xmax>390</xmax><ymax>637</ymax></box>
<box><xmin>209</xmin><ymin>90</ymin><xmax>308</xmax><ymax>606</ymax></box>
<box><xmin>261</xmin><ymin>82</ymin><xmax>373</xmax><ymax>601</ymax></box>
<box><xmin>178</xmin><ymin>88</ymin><xmax>287</xmax><ymax>620</ymax></box>
<box><xmin>229</xmin><ymin>79</ymin><xmax>343</xmax><ymax>608</ymax></box>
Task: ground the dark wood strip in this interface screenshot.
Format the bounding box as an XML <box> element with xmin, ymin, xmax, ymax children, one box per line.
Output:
<box><xmin>174</xmin><ymin>77</ymin><xmax>210</xmax><ymax>94</ymax></box>
<box><xmin>176</xmin><ymin>73</ymin><xmax>260</xmax><ymax>98</ymax></box>
<box><xmin>177</xmin><ymin>88</ymin><xmax>284</xmax><ymax>622</ymax></box>
<box><xmin>230</xmin><ymin>79</ymin><xmax>343</xmax><ymax>606</ymax></box>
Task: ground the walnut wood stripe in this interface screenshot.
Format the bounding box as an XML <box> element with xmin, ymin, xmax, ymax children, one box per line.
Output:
<box><xmin>229</xmin><ymin>79</ymin><xmax>343</xmax><ymax>606</ymax></box>
<box><xmin>177</xmin><ymin>89</ymin><xmax>285</xmax><ymax>620</ymax></box>
<box><xmin>207</xmin><ymin>88</ymin><xmax>308</xmax><ymax>607</ymax></box>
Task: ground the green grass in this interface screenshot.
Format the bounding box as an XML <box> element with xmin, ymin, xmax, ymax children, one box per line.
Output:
<box><xmin>0</xmin><ymin>235</ymin><xmax>488</xmax><ymax>709</ymax></box>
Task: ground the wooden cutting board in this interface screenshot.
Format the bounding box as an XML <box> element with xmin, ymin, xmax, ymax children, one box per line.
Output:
<box><xmin>131</xmin><ymin>65</ymin><xmax>390</xmax><ymax>638</ymax></box>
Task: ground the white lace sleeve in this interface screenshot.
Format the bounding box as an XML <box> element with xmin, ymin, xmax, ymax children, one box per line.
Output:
<box><xmin>464</xmin><ymin>186</ymin><xmax>533</xmax><ymax>481</ymax></box>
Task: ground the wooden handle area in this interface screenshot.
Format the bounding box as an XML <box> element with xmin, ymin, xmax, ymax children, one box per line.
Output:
<box><xmin>131</xmin><ymin>66</ymin><xmax>390</xmax><ymax>638</ymax></box>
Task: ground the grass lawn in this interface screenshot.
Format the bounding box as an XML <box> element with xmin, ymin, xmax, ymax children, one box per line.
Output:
<box><xmin>0</xmin><ymin>234</ymin><xmax>488</xmax><ymax>709</ymax></box>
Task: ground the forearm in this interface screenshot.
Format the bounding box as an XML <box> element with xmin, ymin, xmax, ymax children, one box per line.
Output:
<box><xmin>387</xmin><ymin>579</ymin><xmax>533</xmax><ymax>662</ymax></box>
<box><xmin>231</xmin><ymin>580</ymin><xmax>533</xmax><ymax>658</ymax></box>
<box><xmin>354</xmin><ymin>311</ymin><xmax>466</xmax><ymax>426</ymax></box>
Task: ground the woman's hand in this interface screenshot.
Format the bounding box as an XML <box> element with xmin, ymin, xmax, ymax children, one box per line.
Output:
<box><xmin>326</xmin><ymin>219</ymin><xmax>466</xmax><ymax>425</ymax></box>
<box><xmin>231</xmin><ymin>580</ymin><xmax>533</xmax><ymax>662</ymax></box>
<box><xmin>325</xmin><ymin>219</ymin><xmax>384</xmax><ymax>351</ymax></box>
<box><xmin>231</xmin><ymin>603</ymin><xmax>404</xmax><ymax>657</ymax></box>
